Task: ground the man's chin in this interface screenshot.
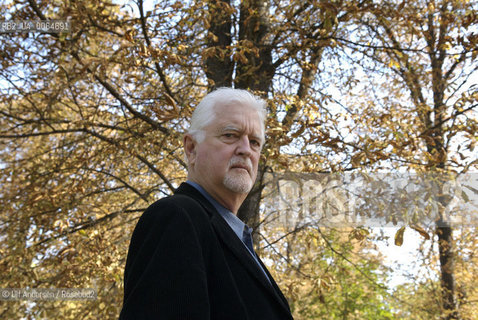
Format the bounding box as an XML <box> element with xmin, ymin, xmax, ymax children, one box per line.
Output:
<box><xmin>223</xmin><ymin>176</ymin><xmax>253</xmax><ymax>194</ymax></box>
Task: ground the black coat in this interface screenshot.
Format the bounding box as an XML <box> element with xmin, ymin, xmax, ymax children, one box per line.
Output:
<box><xmin>119</xmin><ymin>182</ymin><xmax>294</xmax><ymax>320</ymax></box>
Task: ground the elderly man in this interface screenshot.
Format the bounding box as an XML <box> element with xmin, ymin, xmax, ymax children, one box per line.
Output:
<box><xmin>119</xmin><ymin>88</ymin><xmax>293</xmax><ymax>320</ymax></box>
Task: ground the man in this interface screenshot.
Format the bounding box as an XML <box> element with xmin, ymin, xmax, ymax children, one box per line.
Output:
<box><xmin>119</xmin><ymin>88</ymin><xmax>293</xmax><ymax>320</ymax></box>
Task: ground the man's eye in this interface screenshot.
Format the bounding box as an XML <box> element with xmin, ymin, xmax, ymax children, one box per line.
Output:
<box><xmin>250</xmin><ymin>140</ymin><xmax>261</xmax><ymax>147</ymax></box>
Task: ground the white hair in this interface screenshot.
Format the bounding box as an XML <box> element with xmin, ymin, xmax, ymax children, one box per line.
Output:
<box><xmin>187</xmin><ymin>87</ymin><xmax>267</xmax><ymax>142</ymax></box>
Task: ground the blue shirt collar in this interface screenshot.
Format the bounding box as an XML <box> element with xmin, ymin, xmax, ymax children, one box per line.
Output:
<box><xmin>185</xmin><ymin>180</ymin><xmax>247</xmax><ymax>240</ymax></box>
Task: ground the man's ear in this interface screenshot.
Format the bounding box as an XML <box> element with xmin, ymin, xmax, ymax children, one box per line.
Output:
<box><xmin>183</xmin><ymin>134</ymin><xmax>197</xmax><ymax>164</ymax></box>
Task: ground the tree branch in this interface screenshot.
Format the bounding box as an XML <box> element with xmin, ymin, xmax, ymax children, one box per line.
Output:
<box><xmin>137</xmin><ymin>0</ymin><xmax>177</xmax><ymax>100</ymax></box>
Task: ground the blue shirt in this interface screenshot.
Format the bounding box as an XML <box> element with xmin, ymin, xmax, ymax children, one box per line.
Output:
<box><xmin>186</xmin><ymin>181</ymin><xmax>271</xmax><ymax>282</ymax></box>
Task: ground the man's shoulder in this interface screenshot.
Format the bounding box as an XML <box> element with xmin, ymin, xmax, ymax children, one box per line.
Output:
<box><xmin>150</xmin><ymin>191</ymin><xmax>205</xmax><ymax>210</ymax></box>
<box><xmin>126</xmin><ymin>193</ymin><xmax>213</xmax><ymax>250</ymax></box>
<box><xmin>140</xmin><ymin>191</ymin><xmax>212</xmax><ymax>225</ymax></box>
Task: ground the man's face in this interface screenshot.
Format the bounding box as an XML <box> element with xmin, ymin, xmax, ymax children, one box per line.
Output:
<box><xmin>186</xmin><ymin>103</ymin><xmax>263</xmax><ymax>199</ymax></box>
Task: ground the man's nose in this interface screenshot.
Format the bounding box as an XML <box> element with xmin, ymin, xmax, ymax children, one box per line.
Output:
<box><xmin>236</xmin><ymin>135</ymin><xmax>252</xmax><ymax>156</ymax></box>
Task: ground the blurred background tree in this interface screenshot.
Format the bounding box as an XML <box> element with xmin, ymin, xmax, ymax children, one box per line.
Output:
<box><xmin>0</xmin><ymin>0</ymin><xmax>476</xmax><ymax>319</ymax></box>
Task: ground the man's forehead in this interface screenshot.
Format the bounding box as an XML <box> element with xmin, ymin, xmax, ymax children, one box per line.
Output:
<box><xmin>216</xmin><ymin>122</ymin><xmax>261</xmax><ymax>134</ymax></box>
<box><xmin>219</xmin><ymin>123</ymin><xmax>258</xmax><ymax>132</ymax></box>
<box><xmin>213</xmin><ymin>107</ymin><xmax>261</xmax><ymax>124</ymax></box>
<box><xmin>213</xmin><ymin>101</ymin><xmax>260</xmax><ymax>114</ymax></box>
<box><xmin>209</xmin><ymin>103</ymin><xmax>264</xmax><ymax>134</ymax></box>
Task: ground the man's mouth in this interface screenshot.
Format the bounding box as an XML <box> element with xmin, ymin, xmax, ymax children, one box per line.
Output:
<box><xmin>231</xmin><ymin>165</ymin><xmax>250</xmax><ymax>173</ymax></box>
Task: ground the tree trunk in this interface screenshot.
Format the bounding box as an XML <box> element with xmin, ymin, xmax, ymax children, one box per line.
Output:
<box><xmin>205</xmin><ymin>0</ymin><xmax>233</xmax><ymax>88</ymax></box>
<box><xmin>234</xmin><ymin>0</ymin><xmax>274</xmax><ymax>92</ymax></box>
<box><xmin>436</xmin><ymin>222</ymin><xmax>459</xmax><ymax>319</ymax></box>
<box><xmin>237</xmin><ymin>164</ymin><xmax>266</xmax><ymax>248</ymax></box>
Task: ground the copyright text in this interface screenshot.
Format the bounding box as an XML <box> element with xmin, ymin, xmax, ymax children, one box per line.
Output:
<box><xmin>0</xmin><ymin>288</ymin><xmax>97</xmax><ymax>301</ymax></box>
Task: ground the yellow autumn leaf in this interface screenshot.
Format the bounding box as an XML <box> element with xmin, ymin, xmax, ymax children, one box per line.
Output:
<box><xmin>389</xmin><ymin>59</ymin><xmax>400</xmax><ymax>69</ymax></box>
<box><xmin>410</xmin><ymin>225</ymin><xmax>430</xmax><ymax>240</ymax></box>
<box><xmin>394</xmin><ymin>226</ymin><xmax>406</xmax><ymax>246</ymax></box>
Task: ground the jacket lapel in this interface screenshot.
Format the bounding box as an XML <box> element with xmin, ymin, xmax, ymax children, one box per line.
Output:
<box><xmin>210</xmin><ymin>214</ymin><xmax>271</xmax><ymax>286</ymax></box>
<box><xmin>175</xmin><ymin>183</ymin><xmax>291</xmax><ymax>314</ymax></box>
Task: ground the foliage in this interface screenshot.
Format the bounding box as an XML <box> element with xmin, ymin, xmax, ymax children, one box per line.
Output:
<box><xmin>261</xmin><ymin>225</ymin><xmax>395</xmax><ymax>319</ymax></box>
<box><xmin>391</xmin><ymin>228</ymin><xmax>478</xmax><ymax>320</ymax></box>
<box><xmin>0</xmin><ymin>0</ymin><xmax>477</xmax><ymax>318</ymax></box>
